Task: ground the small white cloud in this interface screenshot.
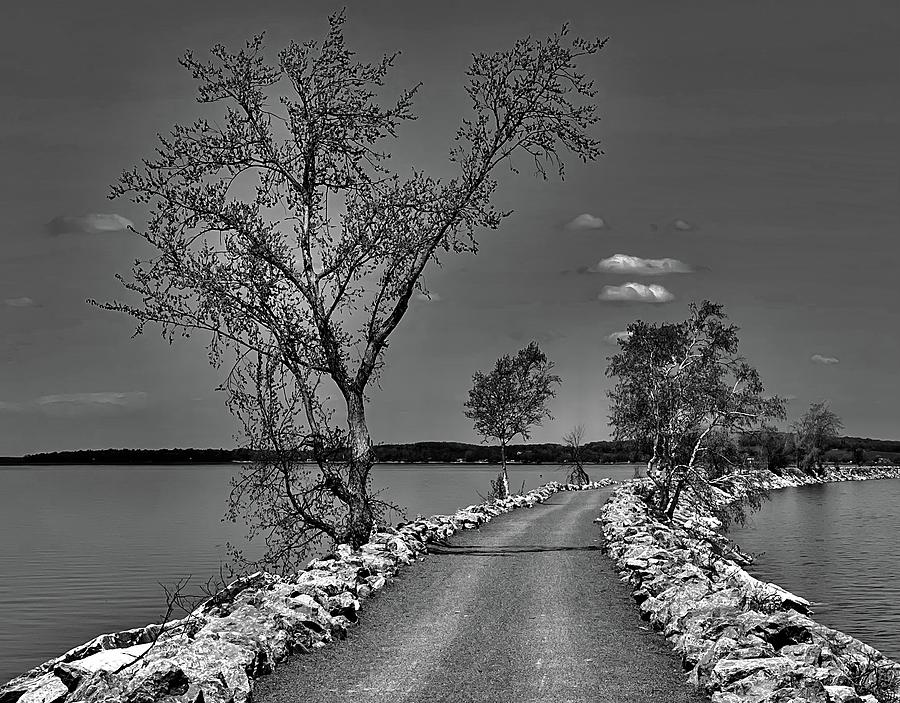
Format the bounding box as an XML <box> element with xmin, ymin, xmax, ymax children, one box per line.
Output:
<box><xmin>811</xmin><ymin>354</ymin><xmax>840</xmax><ymax>365</ymax></box>
<box><xmin>588</xmin><ymin>254</ymin><xmax>692</xmax><ymax>275</ymax></box>
<box><xmin>672</xmin><ymin>218</ymin><xmax>695</xmax><ymax>231</ymax></box>
<box><xmin>598</xmin><ymin>282</ymin><xmax>674</xmax><ymax>303</ymax></box>
<box><xmin>605</xmin><ymin>330</ymin><xmax>632</xmax><ymax>345</ymax></box>
<box><xmin>46</xmin><ymin>213</ymin><xmax>134</xmax><ymax>236</ymax></box>
<box><xmin>414</xmin><ymin>291</ymin><xmax>443</xmax><ymax>302</ymax></box>
<box><xmin>2</xmin><ymin>297</ymin><xmax>36</xmax><ymax>307</ymax></box>
<box><xmin>566</xmin><ymin>213</ymin><xmax>607</xmax><ymax>230</ymax></box>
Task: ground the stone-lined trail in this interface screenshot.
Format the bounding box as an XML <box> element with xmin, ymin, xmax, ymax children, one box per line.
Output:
<box><xmin>257</xmin><ymin>488</ymin><xmax>706</xmax><ymax>703</ymax></box>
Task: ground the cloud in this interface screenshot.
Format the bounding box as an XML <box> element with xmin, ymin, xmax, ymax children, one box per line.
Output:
<box><xmin>811</xmin><ymin>354</ymin><xmax>840</xmax><ymax>365</ymax></box>
<box><xmin>605</xmin><ymin>330</ymin><xmax>632</xmax><ymax>345</ymax></box>
<box><xmin>2</xmin><ymin>297</ymin><xmax>36</xmax><ymax>307</ymax></box>
<box><xmin>46</xmin><ymin>213</ymin><xmax>133</xmax><ymax>236</ymax></box>
<box><xmin>413</xmin><ymin>291</ymin><xmax>443</xmax><ymax>302</ymax></box>
<box><xmin>671</xmin><ymin>218</ymin><xmax>695</xmax><ymax>231</ymax></box>
<box><xmin>566</xmin><ymin>213</ymin><xmax>607</xmax><ymax>230</ymax></box>
<box><xmin>588</xmin><ymin>254</ymin><xmax>692</xmax><ymax>275</ymax></box>
<box><xmin>0</xmin><ymin>392</ymin><xmax>148</xmax><ymax>417</ymax></box>
<box><xmin>598</xmin><ymin>283</ymin><xmax>675</xmax><ymax>303</ymax></box>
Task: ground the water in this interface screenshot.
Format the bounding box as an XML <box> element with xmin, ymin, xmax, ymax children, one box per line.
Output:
<box><xmin>0</xmin><ymin>462</ymin><xmax>636</xmax><ymax>681</ymax></box>
<box><xmin>730</xmin><ymin>479</ymin><xmax>900</xmax><ymax>662</ymax></box>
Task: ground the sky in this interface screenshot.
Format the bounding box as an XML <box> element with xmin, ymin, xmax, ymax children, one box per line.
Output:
<box><xmin>0</xmin><ymin>1</ymin><xmax>898</xmax><ymax>455</ymax></box>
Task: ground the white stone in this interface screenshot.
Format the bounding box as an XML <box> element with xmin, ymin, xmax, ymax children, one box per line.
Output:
<box><xmin>74</xmin><ymin>642</ymin><xmax>153</xmax><ymax>672</ymax></box>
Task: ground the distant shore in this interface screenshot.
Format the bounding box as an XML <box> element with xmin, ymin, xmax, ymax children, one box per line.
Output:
<box><xmin>4</xmin><ymin>435</ymin><xmax>900</xmax><ymax>467</ymax></box>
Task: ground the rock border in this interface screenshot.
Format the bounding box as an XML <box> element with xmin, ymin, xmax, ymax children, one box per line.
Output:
<box><xmin>0</xmin><ymin>479</ymin><xmax>614</xmax><ymax>703</ymax></box>
<box><xmin>599</xmin><ymin>466</ymin><xmax>900</xmax><ymax>703</ymax></box>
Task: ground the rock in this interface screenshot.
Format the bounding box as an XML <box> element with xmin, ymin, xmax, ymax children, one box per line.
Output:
<box><xmin>823</xmin><ymin>686</ymin><xmax>862</xmax><ymax>703</ymax></box>
<box><xmin>123</xmin><ymin>659</ymin><xmax>190</xmax><ymax>702</ymax></box>
<box><xmin>781</xmin><ymin>644</ymin><xmax>823</xmax><ymax>666</ymax></box>
<box><xmin>709</xmin><ymin>656</ymin><xmax>798</xmax><ymax>690</ymax></box>
<box><xmin>711</xmin><ymin>694</ymin><xmax>746</xmax><ymax>703</ymax></box>
<box><xmin>69</xmin><ymin>670</ymin><xmax>125</xmax><ymax>703</ymax></box>
<box><xmin>53</xmin><ymin>663</ymin><xmax>87</xmax><ymax>691</ymax></box>
<box><xmin>73</xmin><ymin>643</ymin><xmax>153</xmax><ymax>673</ymax></box>
<box><xmin>15</xmin><ymin>676</ymin><xmax>68</xmax><ymax>703</ymax></box>
<box><xmin>764</xmin><ymin>678</ymin><xmax>829</xmax><ymax>702</ymax></box>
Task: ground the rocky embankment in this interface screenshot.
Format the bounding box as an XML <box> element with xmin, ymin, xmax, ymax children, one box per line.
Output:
<box><xmin>0</xmin><ymin>479</ymin><xmax>613</xmax><ymax>703</ymax></box>
<box><xmin>599</xmin><ymin>466</ymin><xmax>900</xmax><ymax>703</ymax></box>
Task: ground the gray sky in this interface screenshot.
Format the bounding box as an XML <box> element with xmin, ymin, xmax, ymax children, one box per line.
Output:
<box><xmin>1</xmin><ymin>1</ymin><xmax>898</xmax><ymax>455</ymax></box>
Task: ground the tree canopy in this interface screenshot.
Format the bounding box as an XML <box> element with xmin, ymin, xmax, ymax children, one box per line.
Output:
<box><xmin>793</xmin><ymin>401</ymin><xmax>844</xmax><ymax>474</ymax></box>
<box><xmin>606</xmin><ymin>301</ymin><xmax>785</xmax><ymax>519</ymax></box>
<box><xmin>464</xmin><ymin>342</ymin><xmax>561</xmax><ymax>497</ymax></box>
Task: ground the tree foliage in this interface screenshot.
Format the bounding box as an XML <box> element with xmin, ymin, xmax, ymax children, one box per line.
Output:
<box><xmin>793</xmin><ymin>401</ymin><xmax>844</xmax><ymax>474</ymax></box>
<box><xmin>606</xmin><ymin>301</ymin><xmax>785</xmax><ymax>518</ymax></box>
<box><xmin>97</xmin><ymin>13</ymin><xmax>605</xmax><ymax>558</ymax></box>
<box><xmin>464</xmin><ymin>342</ymin><xmax>561</xmax><ymax>497</ymax></box>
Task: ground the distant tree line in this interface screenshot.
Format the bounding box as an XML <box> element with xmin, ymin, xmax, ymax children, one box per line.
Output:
<box><xmin>5</xmin><ymin>434</ymin><xmax>897</xmax><ymax>467</ymax></box>
<box><xmin>0</xmin><ymin>448</ymin><xmax>253</xmax><ymax>465</ymax></box>
<box><xmin>373</xmin><ymin>440</ymin><xmax>645</xmax><ymax>465</ymax></box>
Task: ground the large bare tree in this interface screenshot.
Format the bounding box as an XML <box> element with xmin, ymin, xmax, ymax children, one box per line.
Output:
<box><xmin>98</xmin><ymin>13</ymin><xmax>605</xmax><ymax>555</ymax></box>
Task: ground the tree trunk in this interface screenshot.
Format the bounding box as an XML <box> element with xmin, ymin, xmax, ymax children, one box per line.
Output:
<box><xmin>499</xmin><ymin>441</ymin><xmax>510</xmax><ymax>498</ymax></box>
<box><xmin>344</xmin><ymin>390</ymin><xmax>375</xmax><ymax>548</ymax></box>
<box><xmin>665</xmin><ymin>478</ymin><xmax>686</xmax><ymax>519</ymax></box>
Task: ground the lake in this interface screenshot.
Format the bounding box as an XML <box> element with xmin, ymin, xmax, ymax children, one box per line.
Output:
<box><xmin>0</xmin><ymin>462</ymin><xmax>637</xmax><ymax>682</ymax></box>
<box><xmin>730</xmin><ymin>478</ymin><xmax>900</xmax><ymax>662</ymax></box>
<box><xmin>6</xmin><ymin>467</ymin><xmax>897</xmax><ymax>683</ymax></box>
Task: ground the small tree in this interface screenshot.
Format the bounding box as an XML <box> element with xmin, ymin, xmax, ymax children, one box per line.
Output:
<box><xmin>852</xmin><ymin>446</ymin><xmax>868</xmax><ymax>467</ymax></box>
<box><xmin>606</xmin><ymin>301</ymin><xmax>785</xmax><ymax>519</ymax></box>
<box><xmin>464</xmin><ymin>342</ymin><xmax>561</xmax><ymax>498</ymax></box>
<box><xmin>752</xmin><ymin>424</ymin><xmax>790</xmax><ymax>472</ymax></box>
<box><xmin>793</xmin><ymin>401</ymin><xmax>843</xmax><ymax>475</ymax></box>
<box><xmin>562</xmin><ymin>424</ymin><xmax>591</xmax><ymax>485</ymax></box>
<box><xmin>97</xmin><ymin>14</ymin><xmax>605</xmax><ymax>556</ymax></box>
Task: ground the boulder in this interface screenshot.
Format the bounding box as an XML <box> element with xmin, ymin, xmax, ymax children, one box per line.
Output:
<box><xmin>10</xmin><ymin>675</ymin><xmax>68</xmax><ymax>703</ymax></box>
<box><xmin>708</xmin><ymin>655</ymin><xmax>798</xmax><ymax>691</ymax></box>
<box><xmin>73</xmin><ymin>643</ymin><xmax>153</xmax><ymax>673</ymax></box>
<box><xmin>823</xmin><ymin>686</ymin><xmax>862</xmax><ymax>703</ymax></box>
<box><xmin>122</xmin><ymin>659</ymin><xmax>190</xmax><ymax>702</ymax></box>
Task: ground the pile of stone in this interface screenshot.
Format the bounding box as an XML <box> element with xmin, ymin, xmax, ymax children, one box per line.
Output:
<box><xmin>599</xmin><ymin>466</ymin><xmax>900</xmax><ymax>703</ymax></box>
<box><xmin>0</xmin><ymin>477</ymin><xmax>615</xmax><ymax>703</ymax></box>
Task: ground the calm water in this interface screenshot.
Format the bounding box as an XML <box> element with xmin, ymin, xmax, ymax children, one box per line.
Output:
<box><xmin>0</xmin><ymin>463</ymin><xmax>636</xmax><ymax>681</ymax></box>
<box><xmin>730</xmin><ymin>479</ymin><xmax>900</xmax><ymax>662</ymax></box>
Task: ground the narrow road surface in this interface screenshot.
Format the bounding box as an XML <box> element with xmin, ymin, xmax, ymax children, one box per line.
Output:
<box><xmin>257</xmin><ymin>488</ymin><xmax>706</xmax><ymax>703</ymax></box>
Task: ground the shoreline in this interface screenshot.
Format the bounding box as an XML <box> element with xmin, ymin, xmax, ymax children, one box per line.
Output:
<box><xmin>599</xmin><ymin>465</ymin><xmax>900</xmax><ymax>702</ymax></box>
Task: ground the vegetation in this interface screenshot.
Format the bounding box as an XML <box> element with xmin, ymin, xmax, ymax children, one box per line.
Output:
<box><xmin>561</xmin><ymin>425</ymin><xmax>591</xmax><ymax>485</ymax></box>
<box><xmin>793</xmin><ymin>401</ymin><xmax>844</xmax><ymax>475</ymax></box>
<box><xmin>464</xmin><ymin>342</ymin><xmax>561</xmax><ymax>497</ymax></box>
<box><xmin>95</xmin><ymin>13</ymin><xmax>605</xmax><ymax>560</ymax></box>
<box><xmin>606</xmin><ymin>301</ymin><xmax>786</xmax><ymax>520</ymax></box>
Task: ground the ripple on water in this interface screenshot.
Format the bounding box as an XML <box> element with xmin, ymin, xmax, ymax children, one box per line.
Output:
<box><xmin>730</xmin><ymin>479</ymin><xmax>900</xmax><ymax>661</ymax></box>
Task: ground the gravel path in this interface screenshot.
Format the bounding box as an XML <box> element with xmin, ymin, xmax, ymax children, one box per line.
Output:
<box><xmin>256</xmin><ymin>488</ymin><xmax>707</xmax><ymax>702</ymax></box>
